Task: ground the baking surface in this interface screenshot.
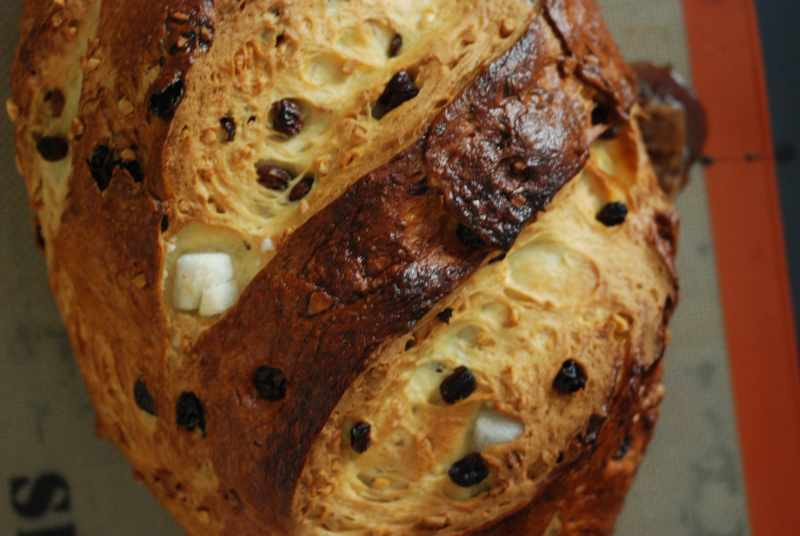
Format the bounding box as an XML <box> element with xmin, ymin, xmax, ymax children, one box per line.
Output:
<box><xmin>0</xmin><ymin>1</ymin><xmax>750</xmax><ymax>534</ymax></box>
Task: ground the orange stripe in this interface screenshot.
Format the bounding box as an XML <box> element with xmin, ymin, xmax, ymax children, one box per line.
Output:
<box><xmin>682</xmin><ymin>0</ymin><xmax>800</xmax><ymax>533</ymax></box>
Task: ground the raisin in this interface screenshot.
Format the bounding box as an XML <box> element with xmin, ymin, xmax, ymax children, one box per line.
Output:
<box><xmin>288</xmin><ymin>175</ymin><xmax>314</xmax><ymax>201</ymax></box>
<box><xmin>88</xmin><ymin>145</ymin><xmax>116</xmax><ymax>191</ymax></box>
<box><xmin>372</xmin><ymin>71</ymin><xmax>419</xmax><ymax>119</ymax></box>
<box><xmin>134</xmin><ymin>378</ymin><xmax>157</xmax><ymax>416</ymax></box>
<box><xmin>150</xmin><ymin>78</ymin><xmax>185</xmax><ymax>119</ymax></box>
<box><xmin>161</xmin><ymin>214</ymin><xmax>170</xmax><ymax>232</ymax></box>
<box><xmin>440</xmin><ymin>366</ymin><xmax>476</xmax><ymax>404</ymax></box>
<box><xmin>583</xmin><ymin>414</ymin><xmax>605</xmax><ymax>446</ymax></box>
<box><xmin>456</xmin><ymin>224</ymin><xmax>485</xmax><ymax>249</ymax></box>
<box><xmin>405</xmin><ymin>338</ymin><xmax>417</xmax><ymax>351</ymax></box>
<box><xmin>270</xmin><ymin>99</ymin><xmax>303</xmax><ymax>136</ymax></box>
<box><xmin>350</xmin><ymin>421</ymin><xmax>371</xmax><ymax>453</ymax></box>
<box><xmin>437</xmin><ymin>307</ymin><xmax>453</xmax><ymax>324</ymax></box>
<box><xmin>408</xmin><ymin>177</ymin><xmax>429</xmax><ymax>196</ymax></box>
<box><xmin>253</xmin><ymin>366</ymin><xmax>287</xmax><ymax>401</ymax></box>
<box><xmin>44</xmin><ymin>89</ymin><xmax>65</xmax><ymax>117</ymax></box>
<box><xmin>591</xmin><ymin>101</ymin><xmax>612</xmax><ymax>125</ymax></box>
<box><xmin>220</xmin><ymin>116</ymin><xmax>236</xmax><ymax>142</ymax></box>
<box><xmin>600</xmin><ymin>124</ymin><xmax>621</xmax><ymax>140</ymax></box>
<box><xmin>596</xmin><ymin>202</ymin><xmax>628</xmax><ymax>227</ymax></box>
<box><xmin>176</xmin><ymin>392</ymin><xmax>205</xmax><ymax>433</ymax></box>
<box><xmin>553</xmin><ymin>359</ymin><xmax>587</xmax><ymax>394</ymax></box>
<box><xmin>448</xmin><ymin>453</ymin><xmax>489</xmax><ymax>487</ymax></box>
<box><xmin>119</xmin><ymin>159</ymin><xmax>144</xmax><ymax>182</ymax></box>
<box><xmin>613</xmin><ymin>434</ymin><xmax>632</xmax><ymax>460</ymax></box>
<box><xmin>34</xmin><ymin>223</ymin><xmax>45</xmax><ymax>251</ymax></box>
<box><xmin>388</xmin><ymin>33</ymin><xmax>403</xmax><ymax>57</ymax></box>
<box><xmin>36</xmin><ymin>136</ymin><xmax>69</xmax><ymax>162</ymax></box>
<box><xmin>256</xmin><ymin>163</ymin><xmax>292</xmax><ymax>191</ymax></box>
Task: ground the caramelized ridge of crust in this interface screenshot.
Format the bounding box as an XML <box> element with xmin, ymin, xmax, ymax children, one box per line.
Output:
<box><xmin>194</xmin><ymin>3</ymin><xmax>636</xmax><ymax>532</ymax></box>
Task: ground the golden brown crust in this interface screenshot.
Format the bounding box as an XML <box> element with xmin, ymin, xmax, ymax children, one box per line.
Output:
<box><xmin>9</xmin><ymin>1</ymin><xmax>678</xmax><ymax>534</ymax></box>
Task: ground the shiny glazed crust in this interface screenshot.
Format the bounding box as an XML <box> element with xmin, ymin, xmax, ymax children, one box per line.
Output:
<box><xmin>9</xmin><ymin>1</ymin><xmax>677</xmax><ymax>534</ymax></box>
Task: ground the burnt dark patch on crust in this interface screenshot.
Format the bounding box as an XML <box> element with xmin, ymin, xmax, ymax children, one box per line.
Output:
<box><xmin>543</xmin><ymin>0</ymin><xmax>636</xmax><ymax>120</ymax></box>
<box><xmin>425</xmin><ymin>21</ymin><xmax>591</xmax><ymax>249</ymax></box>
<box><xmin>195</xmin><ymin>8</ymin><xmax>636</xmax><ymax>526</ymax></box>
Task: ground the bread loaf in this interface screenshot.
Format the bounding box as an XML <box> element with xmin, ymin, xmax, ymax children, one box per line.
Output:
<box><xmin>9</xmin><ymin>1</ymin><xmax>679</xmax><ymax>534</ymax></box>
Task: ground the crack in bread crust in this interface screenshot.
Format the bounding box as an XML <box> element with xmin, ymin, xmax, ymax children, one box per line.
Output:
<box><xmin>193</xmin><ymin>4</ymin><xmax>635</xmax><ymax>532</ymax></box>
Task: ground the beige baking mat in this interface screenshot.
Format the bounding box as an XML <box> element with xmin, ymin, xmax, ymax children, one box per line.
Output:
<box><xmin>0</xmin><ymin>1</ymin><xmax>749</xmax><ymax>534</ymax></box>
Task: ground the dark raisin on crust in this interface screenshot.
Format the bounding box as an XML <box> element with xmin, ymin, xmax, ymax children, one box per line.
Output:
<box><xmin>408</xmin><ymin>177</ymin><xmax>429</xmax><ymax>196</ymax></box>
<box><xmin>220</xmin><ymin>116</ymin><xmax>236</xmax><ymax>142</ymax></box>
<box><xmin>118</xmin><ymin>159</ymin><xmax>144</xmax><ymax>182</ymax></box>
<box><xmin>596</xmin><ymin>202</ymin><xmax>628</xmax><ymax>227</ymax></box>
<box><xmin>176</xmin><ymin>392</ymin><xmax>205</xmax><ymax>433</ymax></box>
<box><xmin>44</xmin><ymin>89</ymin><xmax>65</xmax><ymax>117</ymax></box>
<box><xmin>591</xmin><ymin>101</ymin><xmax>612</xmax><ymax>126</ymax></box>
<box><xmin>257</xmin><ymin>163</ymin><xmax>292</xmax><ymax>191</ymax></box>
<box><xmin>350</xmin><ymin>421</ymin><xmax>371</xmax><ymax>453</ymax></box>
<box><xmin>36</xmin><ymin>136</ymin><xmax>69</xmax><ymax>162</ymax></box>
<box><xmin>582</xmin><ymin>414</ymin><xmax>606</xmax><ymax>446</ymax></box>
<box><xmin>34</xmin><ymin>223</ymin><xmax>45</xmax><ymax>251</ymax></box>
<box><xmin>288</xmin><ymin>175</ymin><xmax>314</xmax><ymax>201</ymax></box>
<box><xmin>456</xmin><ymin>224</ymin><xmax>485</xmax><ymax>249</ymax></box>
<box><xmin>134</xmin><ymin>378</ymin><xmax>157</xmax><ymax>416</ymax></box>
<box><xmin>613</xmin><ymin>434</ymin><xmax>632</xmax><ymax>460</ymax></box>
<box><xmin>149</xmin><ymin>78</ymin><xmax>185</xmax><ymax>119</ymax></box>
<box><xmin>553</xmin><ymin>359</ymin><xmax>587</xmax><ymax>394</ymax></box>
<box><xmin>388</xmin><ymin>33</ymin><xmax>403</xmax><ymax>57</ymax></box>
<box><xmin>88</xmin><ymin>145</ymin><xmax>116</xmax><ymax>191</ymax></box>
<box><xmin>600</xmin><ymin>124</ymin><xmax>621</xmax><ymax>140</ymax></box>
<box><xmin>270</xmin><ymin>99</ymin><xmax>304</xmax><ymax>136</ymax></box>
<box><xmin>448</xmin><ymin>453</ymin><xmax>489</xmax><ymax>487</ymax></box>
<box><xmin>253</xmin><ymin>366</ymin><xmax>288</xmax><ymax>401</ymax></box>
<box><xmin>437</xmin><ymin>307</ymin><xmax>454</xmax><ymax>324</ymax></box>
<box><xmin>440</xmin><ymin>366</ymin><xmax>477</xmax><ymax>404</ymax></box>
<box><xmin>372</xmin><ymin>70</ymin><xmax>419</xmax><ymax>119</ymax></box>
<box><xmin>161</xmin><ymin>214</ymin><xmax>170</xmax><ymax>232</ymax></box>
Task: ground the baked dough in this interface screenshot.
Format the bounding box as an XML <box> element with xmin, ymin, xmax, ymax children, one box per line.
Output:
<box><xmin>9</xmin><ymin>1</ymin><xmax>678</xmax><ymax>534</ymax></box>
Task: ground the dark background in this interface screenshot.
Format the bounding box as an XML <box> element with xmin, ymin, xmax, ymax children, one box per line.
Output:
<box><xmin>756</xmin><ymin>0</ymin><xmax>800</xmax><ymax>338</ymax></box>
